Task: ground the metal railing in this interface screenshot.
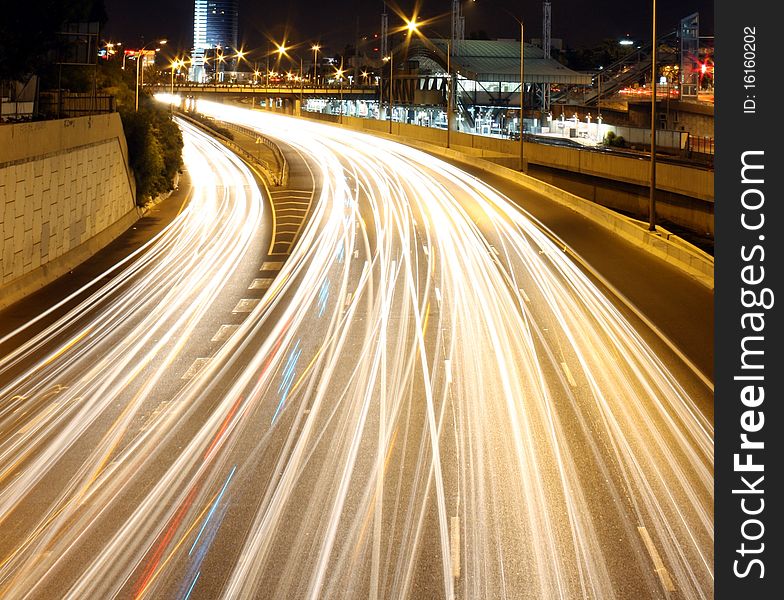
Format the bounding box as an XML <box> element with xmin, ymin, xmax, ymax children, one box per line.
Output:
<box><xmin>687</xmin><ymin>135</ymin><xmax>714</xmax><ymax>156</ymax></box>
<box><xmin>174</xmin><ymin>112</ymin><xmax>288</xmax><ymax>186</ymax></box>
<box><xmin>217</xmin><ymin>120</ymin><xmax>289</xmax><ymax>185</ymax></box>
<box><xmin>38</xmin><ymin>92</ymin><xmax>116</xmax><ymax>118</ymax></box>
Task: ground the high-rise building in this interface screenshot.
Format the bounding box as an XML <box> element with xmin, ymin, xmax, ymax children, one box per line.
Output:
<box><xmin>190</xmin><ymin>0</ymin><xmax>239</xmax><ymax>82</ymax></box>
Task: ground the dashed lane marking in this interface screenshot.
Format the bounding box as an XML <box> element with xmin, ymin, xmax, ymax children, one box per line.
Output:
<box><xmin>249</xmin><ymin>278</ymin><xmax>274</xmax><ymax>290</ymax></box>
<box><xmin>182</xmin><ymin>358</ymin><xmax>210</xmax><ymax>380</ymax></box>
<box><xmin>451</xmin><ymin>516</ymin><xmax>461</xmax><ymax>578</ymax></box>
<box><xmin>260</xmin><ymin>261</ymin><xmax>285</xmax><ymax>271</ymax></box>
<box><xmin>637</xmin><ymin>526</ymin><xmax>676</xmax><ymax>592</ymax></box>
<box><xmin>560</xmin><ymin>362</ymin><xmax>577</xmax><ymax>387</ymax></box>
<box><xmin>211</xmin><ymin>324</ymin><xmax>239</xmax><ymax>343</ymax></box>
<box><xmin>232</xmin><ymin>298</ymin><xmax>261</xmax><ymax>313</ymax></box>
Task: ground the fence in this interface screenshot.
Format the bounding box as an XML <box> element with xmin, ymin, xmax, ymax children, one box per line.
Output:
<box><xmin>174</xmin><ymin>112</ymin><xmax>287</xmax><ymax>187</ymax></box>
<box><xmin>38</xmin><ymin>93</ymin><xmax>116</xmax><ymax>118</ymax></box>
<box><xmin>687</xmin><ymin>135</ymin><xmax>715</xmax><ymax>156</ymax></box>
<box><xmin>217</xmin><ymin>120</ymin><xmax>288</xmax><ymax>185</ymax></box>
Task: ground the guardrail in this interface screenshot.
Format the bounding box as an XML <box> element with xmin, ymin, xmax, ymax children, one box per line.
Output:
<box><xmin>216</xmin><ymin>120</ymin><xmax>288</xmax><ymax>185</ymax></box>
<box><xmin>174</xmin><ymin>111</ymin><xmax>287</xmax><ymax>186</ymax></box>
<box><xmin>687</xmin><ymin>135</ymin><xmax>715</xmax><ymax>156</ymax></box>
<box><xmin>157</xmin><ymin>83</ymin><xmax>378</xmax><ymax>96</ymax></box>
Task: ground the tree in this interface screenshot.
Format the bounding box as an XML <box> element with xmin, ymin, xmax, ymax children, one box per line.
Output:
<box><xmin>121</xmin><ymin>101</ymin><xmax>183</xmax><ymax>206</ymax></box>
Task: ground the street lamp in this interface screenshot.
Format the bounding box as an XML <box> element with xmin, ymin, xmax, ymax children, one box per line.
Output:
<box><xmin>170</xmin><ymin>58</ymin><xmax>182</xmax><ymax>95</ymax></box>
<box><xmin>216</xmin><ymin>50</ymin><xmax>226</xmax><ymax>82</ymax></box>
<box><xmin>135</xmin><ymin>39</ymin><xmax>167</xmax><ymax>112</ymax></box>
<box><xmin>299</xmin><ymin>55</ymin><xmax>304</xmax><ymax>112</ymax></box>
<box><xmin>649</xmin><ymin>0</ymin><xmax>657</xmax><ymax>231</ymax></box>
<box><xmin>336</xmin><ymin>61</ymin><xmax>345</xmax><ymax>124</ymax></box>
<box><xmin>311</xmin><ymin>44</ymin><xmax>321</xmax><ymax>86</ymax></box>
<box><xmin>473</xmin><ymin>0</ymin><xmax>525</xmax><ymax>170</ymax></box>
<box><xmin>519</xmin><ymin>20</ymin><xmax>525</xmax><ymax>171</ymax></box>
<box><xmin>404</xmin><ymin>19</ymin><xmax>455</xmax><ymax>147</ymax></box>
<box><xmin>384</xmin><ymin>54</ymin><xmax>394</xmax><ymax>133</ymax></box>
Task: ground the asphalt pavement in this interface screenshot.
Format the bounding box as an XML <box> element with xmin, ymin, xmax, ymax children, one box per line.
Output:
<box><xmin>0</xmin><ymin>104</ymin><xmax>713</xmax><ymax>600</ymax></box>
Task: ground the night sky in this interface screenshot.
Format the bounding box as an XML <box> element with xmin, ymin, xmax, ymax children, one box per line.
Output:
<box><xmin>103</xmin><ymin>0</ymin><xmax>714</xmax><ymax>54</ymax></box>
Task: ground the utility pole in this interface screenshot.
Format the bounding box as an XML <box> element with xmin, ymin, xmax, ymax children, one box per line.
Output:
<box><xmin>520</xmin><ymin>21</ymin><xmax>525</xmax><ymax>171</ymax></box>
<box><xmin>446</xmin><ymin>41</ymin><xmax>452</xmax><ymax>149</ymax></box>
<box><xmin>542</xmin><ymin>1</ymin><xmax>551</xmax><ymax>111</ymax></box>
<box><xmin>649</xmin><ymin>0</ymin><xmax>657</xmax><ymax>231</ymax></box>
<box><xmin>451</xmin><ymin>0</ymin><xmax>463</xmax><ymax>57</ymax></box>
<box><xmin>388</xmin><ymin>51</ymin><xmax>393</xmax><ymax>134</ymax></box>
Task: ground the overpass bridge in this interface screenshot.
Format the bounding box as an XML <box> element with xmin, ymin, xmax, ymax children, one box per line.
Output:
<box><xmin>155</xmin><ymin>83</ymin><xmax>380</xmax><ymax>101</ymax></box>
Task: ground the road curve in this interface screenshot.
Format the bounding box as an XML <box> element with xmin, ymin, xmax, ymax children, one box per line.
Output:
<box><xmin>0</xmin><ymin>99</ymin><xmax>713</xmax><ymax>600</ymax></box>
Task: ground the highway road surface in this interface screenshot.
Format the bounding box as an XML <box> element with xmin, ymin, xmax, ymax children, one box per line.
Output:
<box><xmin>0</xmin><ymin>100</ymin><xmax>713</xmax><ymax>599</ymax></box>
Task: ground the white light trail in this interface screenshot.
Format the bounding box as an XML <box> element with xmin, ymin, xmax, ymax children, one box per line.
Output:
<box><xmin>0</xmin><ymin>99</ymin><xmax>713</xmax><ymax>600</ymax></box>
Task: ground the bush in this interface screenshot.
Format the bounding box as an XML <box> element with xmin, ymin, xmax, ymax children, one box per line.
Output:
<box><xmin>121</xmin><ymin>101</ymin><xmax>183</xmax><ymax>205</ymax></box>
<box><xmin>187</xmin><ymin>112</ymin><xmax>234</xmax><ymax>141</ymax></box>
<box><xmin>603</xmin><ymin>131</ymin><xmax>626</xmax><ymax>148</ymax></box>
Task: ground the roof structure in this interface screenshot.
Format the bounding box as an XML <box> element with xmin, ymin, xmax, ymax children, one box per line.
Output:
<box><xmin>407</xmin><ymin>39</ymin><xmax>592</xmax><ymax>86</ymax></box>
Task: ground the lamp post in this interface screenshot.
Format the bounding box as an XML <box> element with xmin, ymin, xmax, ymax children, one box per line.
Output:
<box><xmin>299</xmin><ymin>56</ymin><xmax>304</xmax><ymax>113</ymax></box>
<box><xmin>135</xmin><ymin>39</ymin><xmax>166</xmax><ymax>112</ymax></box>
<box><xmin>388</xmin><ymin>51</ymin><xmax>393</xmax><ymax>134</ymax></box>
<box><xmin>170</xmin><ymin>59</ymin><xmax>180</xmax><ymax>95</ymax></box>
<box><xmin>407</xmin><ymin>19</ymin><xmax>454</xmax><ymax>148</ymax></box>
<box><xmin>446</xmin><ymin>41</ymin><xmax>454</xmax><ymax>148</ymax></box>
<box><xmin>519</xmin><ymin>21</ymin><xmax>525</xmax><ymax>171</ymax></box>
<box><xmin>597</xmin><ymin>70</ymin><xmax>602</xmax><ymax>118</ymax></box>
<box><xmin>649</xmin><ymin>0</ymin><xmax>657</xmax><ymax>231</ymax></box>
<box><xmin>337</xmin><ymin>61</ymin><xmax>345</xmax><ymax>124</ymax></box>
<box><xmin>312</xmin><ymin>44</ymin><xmax>321</xmax><ymax>86</ymax></box>
<box><xmin>473</xmin><ymin>1</ymin><xmax>524</xmax><ymax>169</ymax></box>
<box><xmin>216</xmin><ymin>50</ymin><xmax>226</xmax><ymax>83</ymax></box>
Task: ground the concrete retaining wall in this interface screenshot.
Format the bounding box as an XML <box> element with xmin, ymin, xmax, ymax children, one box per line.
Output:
<box><xmin>0</xmin><ymin>113</ymin><xmax>138</xmax><ymax>310</ymax></box>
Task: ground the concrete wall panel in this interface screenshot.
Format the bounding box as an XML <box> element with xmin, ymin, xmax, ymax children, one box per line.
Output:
<box><xmin>0</xmin><ymin>113</ymin><xmax>138</xmax><ymax>309</ymax></box>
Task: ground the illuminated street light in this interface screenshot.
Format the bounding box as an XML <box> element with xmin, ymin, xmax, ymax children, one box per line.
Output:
<box><xmin>336</xmin><ymin>61</ymin><xmax>345</xmax><ymax>124</ymax></box>
<box><xmin>311</xmin><ymin>44</ymin><xmax>321</xmax><ymax>86</ymax></box>
<box><xmin>135</xmin><ymin>39</ymin><xmax>168</xmax><ymax>111</ymax></box>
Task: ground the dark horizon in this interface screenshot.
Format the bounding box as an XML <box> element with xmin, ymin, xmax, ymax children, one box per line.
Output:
<box><xmin>103</xmin><ymin>0</ymin><xmax>714</xmax><ymax>55</ymax></box>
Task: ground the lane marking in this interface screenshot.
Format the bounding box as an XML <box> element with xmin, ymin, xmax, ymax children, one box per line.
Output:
<box><xmin>270</xmin><ymin>189</ymin><xmax>312</xmax><ymax>195</ymax></box>
<box><xmin>232</xmin><ymin>298</ymin><xmax>260</xmax><ymax>313</ymax></box>
<box><xmin>141</xmin><ymin>401</ymin><xmax>171</xmax><ymax>431</ymax></box>
<box><xmin>513</xmin><ymin>207</ymin><xmax>714</xmax><ymax>392</ymax></box>
<box><xmin>519</xmin><ymin>287</ymin><xmax>531</xmax><ymax>303</ymax></box>
<box><xmin>435</xmin><ymin>287</ymin><xmax>442</xmax><ymax>307</ymax></box>
<box><xmin>248</xmin><ymin>278</ymin><xmax>273</xmax><ymax>290</ymax></box>
<box><xmin>444</xmin><ymin>360</ymin><xmax>452</xmax><ymax>384</ymax></box>
<box><xmin>260</xmin><ymin>261</ymin><xmax>284</xmax><ymax>271</ymax></box>
<box><xmin>344</xmin><ymin>292</ymin><xmax>353</xmax><ymax>308</ymax></box>
<box><xmin>560</xmin><ymin>362</ymin><xmax>577</xmax><ymax>388</ymax></box>
<box><xmin>182</xmin><ymin>358</ymin><xmax>210</xmax><ymax>380</ymax></box>
<box><xmin>451</xmin><ymin>516</ymin><xmax>460</xmax><ymax>578</ymax></box>
<box><xmin>211</xmin><ymin>324</ymin><xmax>239</xmax><ymax>343</ymax></box>
<box><xmin>637</xmin><ymin>526</ymin><xmax>676</xmax><ymax>592</ymax></box>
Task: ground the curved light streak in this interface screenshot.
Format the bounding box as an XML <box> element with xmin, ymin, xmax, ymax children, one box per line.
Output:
<box><xmin>0</xmin><ymin>99</ymin><xmax>713</xmax><ymax>599</ymax></box>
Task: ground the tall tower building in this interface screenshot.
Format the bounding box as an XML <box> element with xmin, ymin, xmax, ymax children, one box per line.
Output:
<box><xmin>190</xmin><ymin>0</ymin><xmax>239</xmax><ymax>82</ymax></box>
